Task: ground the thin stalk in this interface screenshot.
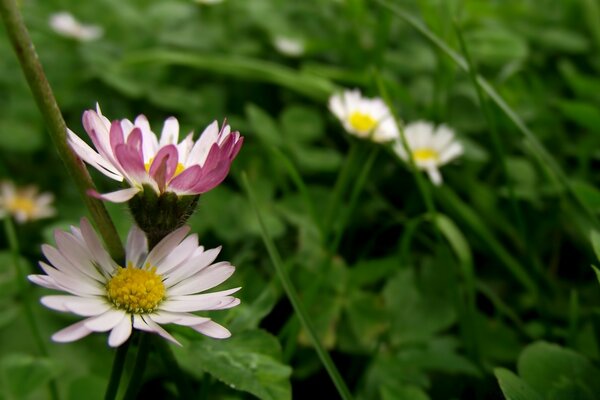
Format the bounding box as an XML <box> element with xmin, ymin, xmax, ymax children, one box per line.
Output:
<box><xmin>123</xmin><ymin>333</ymin><xmax>151</xmax><ymax>400</ymax></box>
<box><xmin>3</xmin><ymin>217</ymin><xmax>59</xmax><ymax>400</ymax></box>
<box><xmin>329</xmin><ymin>146</ymin><xmax>379</xmax><ymax>254</ymax></box>
<box><xmin>242</xmin><ymin>173</ymin><xmax>354</xmax><ymax>400</ymax></box>
<box><xmin>0</xmin><ymin>0</ymin><xmax>124</xmax><ymax>260</ymax></box>
<box><xmin>453</xmin><ymin>21</ymin><xmax>546</xmax><ymax>287</ymax></box>
<box><xmin>323</xmin><ymin>142</ymin><xmax>362</xmax><ymax>245</ymax></box>
<box><xmin>104</xmin><ymin>340</ymin><xmax>131</xmax><ymax>400</ymax></box>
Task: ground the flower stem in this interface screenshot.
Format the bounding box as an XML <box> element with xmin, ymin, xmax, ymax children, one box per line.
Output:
<box><xmin>0</xmin><ymin>0</ymin><xmax>124</xmax><ymax>260</ymax></box>
<box><xmin>104</xmin><ymin>338</ymin><xmax>131</xmax><ymax>400</ymax></box>
<box><xmin>242</xmin><ymin>172</ymin><xmax>354</xmax><ymax>400</ymax></box>
<box><xmin>156</xmin><ymin>340</ymin><xmax>194</xmax><ymax>399</ymax></box>
<box><xmin>123</xmin><ymin>333</ymin><xmax>151</xmax><ymax>400</ymax></box>
<box><xmin>3</xmin><ymin>217</ymin><xmax>59</xmax><ymax>400</ymax></box>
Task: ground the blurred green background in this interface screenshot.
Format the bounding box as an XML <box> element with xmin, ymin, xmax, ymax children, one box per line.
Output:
<box><xmin>2</xmin><ymin>0</ymin><xmax>600</xmax><ymax>399</ymax></box>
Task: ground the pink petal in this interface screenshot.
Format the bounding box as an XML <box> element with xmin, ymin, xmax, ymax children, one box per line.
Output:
<box><xmin>168</xmin><ymin>165</ymin><xmax>202</xmax><ymax>192</ymax></box>
<box><xmin>115</xmin><ymin>143</ymin><xmax>146</xmax><ymax>184</ymax></box>
<box><xmin>109</xmin><ymin>120</ymin><xmax>124</xmax><ymax>156</ymax></box>
<box><xmin>149</xmin><ymin>145</ymin><xmax>178</xmax><ymax>192</ymax></box>
<box><xmin>126</xmin><ymin>127</ymin><xmax>143</xmax><ymax>152</ymax></box>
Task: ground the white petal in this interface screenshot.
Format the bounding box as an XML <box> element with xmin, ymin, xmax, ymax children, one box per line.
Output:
<box><xmin>28</xmin><ymin>274</ymin><xmax>61</xmax><ymax>290</ymax></box>
<box><xmin>67</xmin><ymin>130</ymin><xmax>123</xmax><ymax>181</ymax></box>
<box><xmin>166</xmin><ymin>262</ymin><xmax>235</xmax><ymax>296</ymax></box>
<box><xmin>126</xmin><ymin>224</ymin><xmax>148</xmax><ymax>267</ymax></box>
<box><xmin>133</xmin><ymin>315</ymin><xmax>181</xmax><ymax>346</ymax></box>
<box><xmin>79</xmin><ymin>218</ymin><xmax>116</xmax><ymax>275</ymax></box>
<box><xmin>150</xmin><ymin>311</ymin><xmax>210</xmax><ymax>326</ymax></box>
<box><xmin>52</xmin><ymin>320</ymin><xmax>93</xmax><ymax>343</ymax></box>
<box><xmin>187</xmin><ymin>121</ymin><xmax>219</xmax><ymax>166</ymax></box>
<box><xmin>108</xmin><ymin>316</ymin><xmax>133</xmax><ymax>347</ymax></box>
<box><xmin>163</xmin><ymin>246</ymin><xmax>221</xmax><ymax>286</ymax></box>
<box><xmin>160</xmin><ymin>296</ymin><xmax>240</xmax><ymax>312</ymax></box>
<box><xmin>438</xmin><ymin>142</ymin><xmax>463</xmax><ymax>164</ymax></box>
<box><xmin>144</xmin><ymin>226</ymin><xmax>190</xmax><ymax>268</ymax></box>
<box><xmin>84</xmin><ymin>309</ymin><xmax>127</xmax><ymax>332</ymax></box>
<box><xmin>427</xmin><ymin>168</ymin><xmax>443</xmax><ymax>186</ymax></box>
<box><xmin>191</xmin><ymin>320</ymin><xmax>231</xmax><ymax>339</ymax></box>
<box><xmin>159</xmin><ymin>117</ymin><xmax>180</xmax><ymax>146</ymax></box>
<box><xmin>95</xmin><ymin>188</ymin><xmax>140</xmax><ymax>203</ymax></box>
<box><xmin>155</xmin><ymin>234</ymin><xmax>198</xmax><ymax>275</ymax></box>
<box><xmin>38</xmin><ymin>261</ymin><xmax>104</xmax><ymax>296</ymax></box>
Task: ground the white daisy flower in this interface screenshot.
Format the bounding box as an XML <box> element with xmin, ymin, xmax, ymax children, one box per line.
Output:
<box><xmin>49</xmin><ymin>12</ymin><xmax>103</xmax><ymax>42</ymax></box>
<box><xmin>67</xmin><ymin>103</ymin><xmax>243</xmax><ymax>203</ymax></box>
<box><xmin>328</xmin><ymin>89</ymin><xmax>399</xmax><ymax>143</ymax></box>
<box><xmin>393</xmin><ymin>120</ymin><xmax>463</xmax><ymax>185</ymax></box>
<box><xmin>28</xmin><ymin>218</ymin><xmax>240</xmax><ymax>347</ymax></box>
<box><xmin>0</xmin><ymin>181</ymin><xmax>55</xmax><ymax>223</ymax></box>
<box><xmin>273</xmin><ymin>36</ymin><xmax>305</xmax><ymax>57</ymax></box>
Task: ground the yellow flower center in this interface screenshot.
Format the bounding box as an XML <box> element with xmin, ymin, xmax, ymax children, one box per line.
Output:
<box><xmin>7</xmin><ymin>197</ymin><xmax>37</xmax><ymax>217</ymax></box>
<box><xmin>144</xmin><ymin>158</ymin><xmax>186</xmax><ymax>177</ymax></box>
<box><xmin>106</xmin><ymin>264</ymin><xmax>165</xmax><ymax>314</ymax></box>
<box><xmin>412</xmin><ymin>148</ymin><xmax>439</xmax><ymax>162</ymax></box>
<box><xmin>348</xmin><ymin>112</ymin><xmax>377</xmax><ymax>133</ymax></box>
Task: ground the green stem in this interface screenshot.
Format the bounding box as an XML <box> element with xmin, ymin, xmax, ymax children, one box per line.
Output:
<box><xmin>323</xmin><ymin>142</ymin><xmax>362</xmax><ymax>244</ymax></box>
<box><xmin>3</xmin><ymin>217</ymin><xmax>59</xmax><ymax>400</ymax></box>
<box><xmin>242</xmin><ymin>173</ymin><xmax>354</xmax><ymax>400</ymax></box>
<box><xmin>104</xmin><ymin>339</ymin><xmax>131</xmax><ymax>400</ymax></box>
<box><xmin>0</xmin><ymin>0</ymin><xmax>124</xmax><ymax>260</ymax></box>
<box><xmin>123</xmin><ymin>333</ymin><xmax>151</xmax><ymax>400</ymax></box>
<box><xmin>156</xmin><ymin>340</ymin><xmax>194</xmax><ymax>399</ymax></box>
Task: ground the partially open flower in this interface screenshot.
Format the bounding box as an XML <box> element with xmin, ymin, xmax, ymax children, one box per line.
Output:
<box><xmin>393</xmin><ymin>121</ymin><xmax>463</xmax><ymax>185</ymax></box>
<box><xmin>0</xmin><ymin>181</ymin><xmax>55</xmax><ymax>223</ymax></box>
<box><xmin>329</xmin><ymin>89</ymin><xmax>399</xmax><ymax>142</ymax></box>
<box><xmin>29</xmin><ymin>218</ymin><xmax>240</xmax><ymax>347</ymax></box>
<box><xmin>67</xmin><ymin>104</ymin><xmax>243</xmax><ymax>203</ymax></box>
<box><xmin>49</xmin><ymin>12</ymin><xmax>103</xmax><ymax>42</ymax></box>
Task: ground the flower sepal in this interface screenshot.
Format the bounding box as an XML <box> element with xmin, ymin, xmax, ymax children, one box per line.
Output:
<box><xmin>128</xmin><ymin>184</ymin><xmax>199</xmax><ymax>247</ymax></box>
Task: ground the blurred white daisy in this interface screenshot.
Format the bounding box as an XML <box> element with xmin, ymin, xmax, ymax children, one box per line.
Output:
<box><xmin>29</xmin><ymin>218</ymin><xmax>240</xmax><ymax>347</ymax></box>
<box><xmin>393</xmin><ymin>121</ymin><xmax>463</xmax><ymax>185</ymax></box>
<box><xmin>329</xmin><ymin>89</ymin><xmax>399</xmax><ymax>143</ymax></box>
<box><xmin>67</xmin><ymin>103</ymin><xmax>243</xmax><ymax>203</ymax></box>
<box><xmin>0</xmin><ymin>181</ymin><xmax>55</xmax><ymax>223</ymax></box>
<box><xmin>273</xmin><ymin>36</ymin><xmax>305</xmax><ymax>57</ymax></box>
<box><xmin>49</xmin><ymin>12</ymin><xmax>103</xmax><ymax>42</ymax></box>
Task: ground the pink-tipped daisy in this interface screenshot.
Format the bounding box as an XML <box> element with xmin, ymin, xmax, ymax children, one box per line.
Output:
<box><xmin>67</xmin><ymin>104</ymin><xmax>244</xmax><ymax>203</ymax></box>
<box><xmin>29</xmin><ymin>218</ymin><xmax>240</xmax><ymax>347</ymax></box>
<box><xmin>328</xmin><ymin>89</ymin><xmax>399</xmax><ymax>143</ymax></box>
<box><xmin>393</xmin><ymin>121</ymin><xmax>463</xmax><ymax>185</ymax></box>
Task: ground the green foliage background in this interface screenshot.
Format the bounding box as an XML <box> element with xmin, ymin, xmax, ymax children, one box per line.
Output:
<box><xmin>1</xmin><ymin>0</ymin><xmax>600</xmax><ymax>399</ymax></box>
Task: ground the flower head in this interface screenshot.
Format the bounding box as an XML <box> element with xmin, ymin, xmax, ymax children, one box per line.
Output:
<box><xmin>49</xmin><ymin>12</ymin><xmax>103</xmax><ymax>42</ymax></box>
<box><xmin>67</xmin><ymin>104</ymin><xmax>243</xmax><ymax>203</ymax></box>
<box><xmin>393</xmin><ymin>121</ymin><xmax>463</xmax><ymax>185</ymax></box>
<box><xmin>329</xmin><ymin>89</ymin><xmax>399</xmax><ymax>142</ymax></box>
<box><xmin>29</xmin><ymin>218</ymin><xmax>240</xmax><ymax>347</ymax></box>
<box><xmin>0</xmin><ymin>181</ymin><xmax>55</xmax><ymax>223</ymax></box>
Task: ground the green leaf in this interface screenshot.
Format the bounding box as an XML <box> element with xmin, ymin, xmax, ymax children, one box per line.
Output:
<box><xmin>557</xmin><ymin>100</ymin><xmax>600</xmax><ymax>133</ymax></box>
<box><xmin>591</xmin><ymin>230</ymin><xmax>600</xmax><ymax>263</ymax></box>
<box><xmin>571</xmin><ymin>180</ymin><xmax>600</xmax><ymax>213</ymax></box>
<box><xmin>517</xmin><ymin>341</ymin><xmax>600</xmax><ymax>398</ymax></box>
<box><xmin>68</xmin><ymin>375</ymin><xmax>106</xmax><ymax>400</ymax></box>
<box><xmin>381</xmin><ymin>384</ymin><xmax>430</xmax><ymax>400</ymax></box>
<box><xmin>280</xmin><ymin>106</ymin><xmax>324</xmax><ymax>143</ymax></box>
<box><xmin>173</xmin><ymin>330</ymin><xmax>292</xmax><ymax>400</ymax></box>
<box><xmin>464</xmin><ymin>26</ymin><xmax>528</xmax><ymax>66</ymax></box>
<box><xmin>246</xmin><ymin>104</ymin><xmax>283</xmax><ymax>147</ymax></box>
<box><xmin>434</xmin><ymin>213</ymin><xmax>472</xmax><ymax>267</ymax></box>
<box><xmin>494</xmin><ymin>368</ymin><xmax>543</xmax><ymax>400</ymax></box>
<box><xmin>0</xmin><ymin>354</ymin><xmax>63</xmax><ymax>399</ymax></box>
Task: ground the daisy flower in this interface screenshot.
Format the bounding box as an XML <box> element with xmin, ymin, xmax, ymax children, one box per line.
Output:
<box><xmin>28</xmin><ymin>218</ymin><xmax>240</xmax><ymax>347</ymax></box>
<box><xmin>49</xmin><ymin>12</ymin><xmax>103</xmax><ymax>42</ymax></box>
<box><xmin>0</xmin><ymin>181</ymin><xmax>55</xmax><ymax>223</ymax></box>
<box><xmin>393</xmin><ymin>121</ymin><xmax>463</xmax><ymax>185</ymax></box>
<box><xmin>328</xmin><ymin>89</ymin><xmax>399</xmax><ymax>143</ymax></box>
<box><xmin>67</xmin><ymin>104</ymin><xmax>243</xmax><ymax>203</ymax></box>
